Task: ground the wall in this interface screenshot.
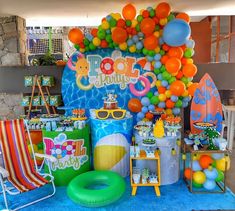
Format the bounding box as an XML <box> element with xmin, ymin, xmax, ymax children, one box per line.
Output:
<box><xmin>190</xmin><ymin>17</ymin><xmax>211</xmax><ymax>63</ymax></box>
<box><xmin>0</xmin><ymin>16</ymin><xmax>27</xmax><ymax>66</ymax></box>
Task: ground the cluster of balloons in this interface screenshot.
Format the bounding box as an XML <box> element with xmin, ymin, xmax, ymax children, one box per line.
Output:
<box><xmin>27</xmin><ymin>142</ymin><xmax>44</xmax><ymax>165</ymax></box>
<box><xmin>184</xmin><ymin>154</ymin><xmax>230</xmax><ymax>190</ymax></box>
<box><xmin>68</xmin><ymin>2</ymin><xmax>199</xmax><ymax>117</ymax></box>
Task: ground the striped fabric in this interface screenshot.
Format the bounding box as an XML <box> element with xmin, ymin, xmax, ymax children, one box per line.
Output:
<box><xmin>0</xmin><ymin>119</ymin><xmax>48</xmax><ymax>192</ymax></box>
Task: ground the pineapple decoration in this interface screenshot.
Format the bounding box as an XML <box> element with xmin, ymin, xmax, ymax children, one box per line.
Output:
<box><xmin>205</xmin><ymin>127</ymin><xmax>219</xmax><ymax>150</ymax></box>
<box><xmin>153</xmin><ymin>119</ymin><xmax>165</xmax><ymax>138</ymax></box>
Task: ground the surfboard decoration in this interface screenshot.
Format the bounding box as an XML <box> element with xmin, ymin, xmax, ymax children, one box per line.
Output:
<box><xmin>190</xmin><ymin>73</ymin><xmax>223</xmax><ymax>134</ymax></box>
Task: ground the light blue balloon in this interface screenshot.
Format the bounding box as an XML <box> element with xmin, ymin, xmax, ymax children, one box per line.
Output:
<box><xmin>163</xmin><ymin>19</ymin><xmax>191</xmax><ymax>46</ymax></box>
<box><xmin>141</xmin><ymin>106</ymin><xmax>148</xmax><ymax>114</ymax></box>
<box><xmin>148</xmin><ymin>104</ymin><xmax>155</xmax><ymax>112</ymax></box>
<box><xmin>141</xmin><ymin>97</ymin><xmax>150</xmax><ymax>106</ymax></box>
<box><xmin>171</xmin><ymin>95</ymin><xmax>178</xmax><ymax>102</ymax></box>
<box><xmin>161</xmin><ymin>80</ymin><xmax>168</xmax><ymax>87</ymax></box>
<box><xmin>212</xmin><ymin>153</ymin><xmax>224</xmax><ymax>160</ymax></box>
<box><xmin>154</xmin><ymin>54</ymin><xmax>161</xmax><ymax>61</ymax></box>
<box><xmin>136</xmin><ymin>41</ymin><xmax>143</xmax><ymax>50</ymax></box>
<box><xmin>154</xmin><ymin>91</ymin><xmax>159</xmax><ymax>96</ymax></box>
<box><xmin>183</xmin><ymin>96</ymin><xmax>191</xmax><ymax>102</ymax></box>
<box><xmin>127</xmin><ymin>39</ymin><xmax>134</xmax><ymax>46</ymax></box>
<box><xmin>203</xmin><ymin>179</ymin><xmax>216</xmax><ymax>190</ymax></box>
<box><xmin>186</xmin><ymin>39</ymin><xmax>195</xmax><ymax>49</ymax></box>
<box><xmin>192</xmin><ymin>160</ymin><xmax>202</xmax><ymax>171</ymax></box>
<box><xmin>159</xmin><ymin>37</ymin><xmax>164</xmax><ymax>45</ymax></box>
<box><xmin>138</xmin><ymin>32</ymin><xmax>144</xmax><ymax>38</ymax></box>
<box><xmin>106</xmin><ymin>29</ymin><xmax>111</xmax><ymax>34</ymax></box>
<box><xmin>147</xmin><ymin>56</ymin><xmax>154</xmax><ymax>62</ymax></box>
<box><xmin>85</xmin><ymin>33</ymin><xmax>93</xmax><ymax>41</ymax></box>
<box><xmin>133</xmin><ymin>35</ymin><xmax>139</xmax><ymax>43</ymax></box>
<box><xmin>204</xmin><ymin>168</ymin><xmax>218</xmax><ymax>180</ymax></box>
<box><xmin>106</xmin><ymin>15</ymin><xmax>112</xmax><ymax>21</ymax></box>
<box><xmin>147</xmin><ymin>6</ymin><xmax>153</xmax><ymax>11</ymax></box>
<box><xmin>172</xmin><ymin>107</ymin><xmax>181</xmax><ymax>115</ymax></box>
<box><xmin>182</xmin><ymin>101</ymin><xmax>188</xmax><ymax>108</ymax></box>
<box><xmin>157</xmin><ymin>74</ymin><xmax>163</xmax><ymax>80</ymax></box>
<box><xmin>137</xmin><ymin>112</ymin><xmax>145</xmax><ymax>120</ymax></box>
<box><xmin>158</xmin><ymin>102</ymin><xmax>166</xmax><ymax>108</ymax></box>
<box><xmin>154</xmin><ymin>61</ymin><xmax>162</xmax><ymax>69</ymax></box>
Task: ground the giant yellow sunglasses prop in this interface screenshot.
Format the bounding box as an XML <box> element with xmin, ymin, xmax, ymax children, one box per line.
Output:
<box><xmin>95</xmin><ymin>109</ymin><xmax>126</xmax><ymax>120</ymax></box>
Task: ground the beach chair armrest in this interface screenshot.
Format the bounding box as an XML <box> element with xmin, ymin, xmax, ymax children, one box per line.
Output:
<box><xmin>35</xmin><ymin>153</ymin><xmax>57</xmax><ymax>163</ymax></box>
<box><xmin>0</xmin><ymin>166</ymin><xmax>9</xmax><ymax>178</ymax></box>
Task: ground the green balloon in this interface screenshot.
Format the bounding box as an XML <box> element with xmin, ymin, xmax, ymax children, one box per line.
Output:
<box><xmin>136</xmin><ymin>49</ymin><xmax>142</xmax><ymax>53</ymax></box>
<box><xmin>98</xmin><ymin>25</ymin><xmax>103</xmax><ymax>31</ymax></box>
<box><xmin>175</xmin><ymin>100</ymin><xmax>183</xmax><ymax>108</ymax></box>
<box><xmin>154</xmin><ymin>68</ymin><xmax>160</xmax><ymax>75</ymax></box>
<box><xmin>160</xmin><ymin>49</ymin><xmax>165</xmax><ymax>56</ymax></box>
<box><xmin>147</xmin><ymin>92</ymin><xmax>154</xmax><ymax>99</ymax></box>
<box><xmin>85</xmin><ymin>46</ymin><xmax>89</xmax><ymax>51</ymax></box>
<box><xmin>105</xmin><ymin>34</ymin><xmax>112</xmax><ymax>43</ymax></box>
<box><xmin>74</xmin><ymin>44</ymin><xmax>80</xmax><ymax>50</ymax></box>
<box><xmin>137</xmin><ymin>15</ymin><xmax>143</xmax><ymax>22</ymax></box>
<box><xmin>212</xmin><ymin>161</ymin><xmax>217</xmax><ymax>168</ymax></box>
<box><xmin>83</xmin><ymin>38</ymin><xmax>90</xmax><ymax>46</ymax></box>
<box><xmin>113</xmin><ymin>42</ymin><xmax>118</xmax><ymax>47</ymax></box>
<box><xmin>215</xmin><ymin>170</ymin><xmax>224</xmax><ymax>182</ymax></box>
<box><xmin>136</xmin><ymin>24</ymin><xmax>140</xmax><ymax>32</ymax></box>
<box><xmin>184</xmin><ymin>48</ymin><xmax>193</xmax><ymax>58</ymax></box>
<box><xmin>108</xmin><ymin>43</ymin><xmax>114</xmax><ymax>48</ymax></box>
<box><xmin>126</xmin><ymin>20</ymin><xmax>132</xmax><ymax>27</ymax></box>
<box><xmin>169</xmin><ymin>76</ymin><xmax>176</xmax><ymax>84</ymax></box>
<box><xmin>160</xmin><ymin>65</ymin><xmax>166</xmax><ymax>73</ymax></box>
<box><xmin>155</xmin><ymin>25</ymin><xmax>160</xmax><ymax>31</ymax></box>
<box><xmin>109</xmin><ymin>18</ymin><xmax>117</xmax><ymax>27</ymax></box>
<box><xmin>192</xmin><ymin>180</ymin><xmax>203</xmax><ymax>188</ymax></box>
<box><xmin>89</xmin><ymin>43</ymin><xmax>96</xmax><ymax>50</ymax></box>
<box><xmin>148</xmin><ymin>50</ymin><xmax>155</xmax><ymax>57</ymax></box>
<box><xmin>150</xmin><ymin>96</ymin><xmax>160</xmax><ymax>105</ymax></box>
<box><xmin>149</xmin><ymin>9</ymin><xmax>155</xmax><ymax>17</ymax></box>
<box><xmin>162</xmin><ymin>71</ymin><xmax>171</xmax><ymax>80</ymax></box>
<box><xmin>181</xmin><ymin>76</ymin><xmax>189</xmax><ymax>84</ymax></box>
<box><xmin>97</xmin><ymin>30</ymin><xmax>106</xmax><ymax>39</ymax></box>
<box><xmin>142</xmin><ymin>48</ymin><xmax>148</xmax><ymax>55</ymax></box>
<box><xmin>37</xmin><ymin>142</ymin><xmax>43</xmax><ymax>150</ymax></box>
<box><xmin>168</xmin><ymin>13</ymin><xmax>175</xmax><ymax>21</ymax></box>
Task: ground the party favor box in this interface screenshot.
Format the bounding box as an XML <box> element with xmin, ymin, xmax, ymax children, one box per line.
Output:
<box><xmin>32</xmin><ymin>96</ymin><xmax>41</xmax><ymax>106</ymax></box>
<box><xmin>42</xmin><ymin>76</ymin><xmax>55</xmax><ymax>87</ymax></box>
<box><xmin>50</xmin><ymin>95</ymin><xmax>61</xmax><ymax>106</ymax></box>
<box><xmin>21</xmin><ymin>96</ymin><xmax>31</xmax><ymax>106</ymax></box>
<box><xmin>41</xmin><ymin>95</ymin><xmax>50</xmax><ymax>105</ymax></box>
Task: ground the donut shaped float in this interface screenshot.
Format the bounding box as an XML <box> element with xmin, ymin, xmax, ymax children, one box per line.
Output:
<box><xmin>67</xmin><ymin>170</ymin><xmax>126</xmax><ymax>207</ymax></box>
<box><xmin>141</xmin><ymin>72</ymin><xmax>157</xmax><ymax>88</ymax></box>
<box><xmin>129</xmin><ymin>75</ymin><xmax>151</xmax><ymax>97</ymax></box>
<box><xmin>52</xmin><ymin>145</ymin><xmax>66</xmax><ymax>159</ymax></box>
<box><xmin>76</xmin><ymin>75</ymin><xmax>94</xmax><ymax>91</ymax></box>
<box><xmin>100</xmin><ymin>58</ymin><xmax>114</xmax><ymax>75</ymax></box>
<box><xmin>62</xmin><ymin>141</ymin><xmax>75</xmax><ymax>155</ymax></box>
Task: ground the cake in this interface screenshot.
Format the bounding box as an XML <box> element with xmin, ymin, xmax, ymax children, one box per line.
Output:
<box><xmin>103</xmin><ymin>92</ymin><xmax>118</xmax><ymax>109</ymax></box>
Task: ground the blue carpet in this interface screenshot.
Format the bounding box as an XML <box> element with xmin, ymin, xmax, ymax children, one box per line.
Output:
<box><xmin>1</xmin><ymin>178</ymin><xmax>235</xmax><ymax>211</ymax></box>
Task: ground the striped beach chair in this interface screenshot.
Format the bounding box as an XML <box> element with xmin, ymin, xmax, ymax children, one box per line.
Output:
<box><xmin>0</xmin><ymin>119</ymin><xmax>56</xmax><ymax>210</ymax></box>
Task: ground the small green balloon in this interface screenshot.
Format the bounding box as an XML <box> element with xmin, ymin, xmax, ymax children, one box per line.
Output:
<box><xmin>108</xmin><ymin>43</ymin><xmax>114</xmax><ymax>48</ymax></box>
<box><xmin>105</xmin><ymin>34</ymin><xmax>112</xmax><ymax>43</ymax></box>
<box><xmin>37</xmin><ymin>142</ymin><xmax>43</xmax><ymax>150</ymax></box>
<box><xmin>149</xmin><ymin>9</ymin><xmax>155</xmax><ymax>17</ymax></box>
<box><xmin>83</xmin><ymin>38</ymin><xmax>90</xmax><ymax>46</ymax></box>
<box><xmin>184</xmin><ymin>48</ymin><xmax>193</xmax><ymax>58</ymax></box>
<box><xmin>113</xmin><ymin>42</ymin><xmax>118</xmax><ymax>47</ymax></box>
<box><xmin>126</xmin><ymin>20</ymin><xmax>132</xmax><ymax>27</ymax></box>
<box><xmin>109</xmin><ymin>18</ymin><xmax>117</xmax><ymax>27</ymax></box>
<box><xmin>85</xmin><ymin>46</ymin><xmax>89</xmax><ymax>51</ymax></box>
<box><xmin>136</xmin><ymin>49</ymin><xmax>142</xmax><ymax>53</ymax></box>
<box><xmin>212</xmin><ymin>161</ymin><xmax>217</xmax><ymax>168</ymax></box>
<box><xmin>175</xmin><ymin>100</ymin><xmax>183</xmax><ymax>108</ymax></box>
<box><xmin>137</xmin><ymin>15</ymin><xmax>143</xmax><ymax>22</ymax></box>
<box><xmin>150</xmin><ymin>96</ymin><xmax>160</xmax><ymax>105</ymax></box>
<box><xmin>160</xmin><ymin>65</ymin><xmax>166</xmax><ymax>73</ymax></box>
<box><xmin>162</xmin><ymin>71</ymin><xmax>171</xmax><ymax>80</ymax></box>
<box><xmin>89</xmin><ymin>43</ymin><xmax>96</xmax><ymax>50</ymax></box>
<box><xmin>181</xmin><ymin>76</ymin><xmax>189</xmax><ymax>84</ymax></box>
<box><xmin>148</xmin><ymin>50</ymin><xmax>155</xmax><ymax>57</ymax></box>
<box><xmin>192</xmin><ymin>180</ymin><xmax>203</xmax><ymax>188</ymax></box>
<box><xmin>97</xmin><ymin>30</ymin><xmax>106</xmax><ymax>39</ymax></box>
<box><xmin>155</xmin><ymin>25</ymin><xmax>160</xmax><ymax>31</ymax></box>
<box><xmin>98</xmin><ymin>25</ymin><xmax>103</xmax><ymax>31</ymax></box>
<box><xmin>136</xmin><ymin>24</ymin><xmax>140</xmax><ymax>32</ymax></box>
<box><xmin>169</xmin><ymin>76</ymin><xmax>176</xmax><ymax>84</ymax></box>
<box><xmin>74</xmin><ymin>44</ymin><xmax>80</xmax><ymax>50</ymax></box>
<box><xmin>168</xmin><ymin>13</ymin><xmax>175</xmax><ymax>21</ymax></box>
<box><xmin>154</xmin><ymin>68</ymin><xmax>160</xmax><ymax>75</ymax></box>
<box><xmin>215</xmin><ymin>170</ymin><xmax>224</xmax><ymax>182</ymax></box>
<box><xmin>142</xmin><ymin>48</ymin><xmax>148</xmax><ymax>55</ymax></box>
<box><xmin>147</xmin><ymin>92</ymin><xmax>154</xmax><ymax>99</ymax></box>
<box><xmin>160</xmin><ymin>49</ymin><xmax>165</xmax><ymax>56</ymax></box>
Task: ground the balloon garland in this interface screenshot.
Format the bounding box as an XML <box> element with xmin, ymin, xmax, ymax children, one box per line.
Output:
<box><xmin>68</xmin><ymin>2</ymin><xmax>199</xmax><ymax>119</ymax></box>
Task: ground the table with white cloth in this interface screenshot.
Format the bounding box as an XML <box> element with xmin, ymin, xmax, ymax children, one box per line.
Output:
<box><xmin>225</xmin><ymin>105</ymin><xmax>235</xmax><ymax>150</ymax></box>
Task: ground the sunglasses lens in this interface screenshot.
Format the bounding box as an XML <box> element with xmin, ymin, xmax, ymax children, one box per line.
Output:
<box><xmin>113</xmin><ymin>111</ymin><xmax>124</xmax><ymax>118</ymax></box>
<box><xmin>97</xmin><ymin>111</ymin><xmax>109</xmax><ymax>118</ymax></box>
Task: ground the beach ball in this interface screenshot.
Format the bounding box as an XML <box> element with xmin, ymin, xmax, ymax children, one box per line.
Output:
<box><xmin>204</xmin><ymin>167</ymin><xmax>218</xmax><ymax>180</ymax></box>
<box><xmin>163</xmin><ymin>19</ymin><xmax>191</xmax><ymax>47</ymax></box>
<box><xmin>192</xmin><ymin>160</ymin><xmax>202</xmax><ymax>171</ymax></box>
<box><xmin>122</xmin><ymin>3</ymin><xmax>136</xmax><ymax>20</ymax></box>
<box><xmin>199</xmin><ymin>155</ymin><xmax>213</xmax><ymax>169</ymax></box>
<box><xmin>94</xmin><ymin>133</ymin><xmax>130</xmax><ymax>177</ymax></box>
<box><xmin>193</xmin><ymin>171</ymin><xmax>206</xmax><ymax>184</ymax></box>
<box><xmin>184</xmin><ymin>168</ymin><xmax>193</xmax><ymax>180</ymax></box>
<box><xmin>203</xmin><ymin>179</ymin><xmax>216</xmax><ymax>190</ymax></box>
<box><xmin>68</xmin><ymin>28</ymin><xmax>84</xmax><ymax>44</ymax></box>
<box><xmin>216</xmin><ymin>156</ymin><xmax>230</xmax><ymax>171</ymax></box>
<box><xmin>128</xmin><ymin>98</ymin><xmax>142</xmax><ymax>113</ymax></box>
<box><xmin>215</xmin><ymin>170</ymin><xmax>224</xmax><ymax>182</ymax></box>
<box><xmin>112</xmin><ymin>27</ymin><xmax>128</xmax><ymax>44</ymax></box>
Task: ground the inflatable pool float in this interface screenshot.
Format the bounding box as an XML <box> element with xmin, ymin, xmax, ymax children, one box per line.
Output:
<box><xmin>67</xmin><ymin>170</ymin><xmax>126</xmax><ymax>207</ymax></box>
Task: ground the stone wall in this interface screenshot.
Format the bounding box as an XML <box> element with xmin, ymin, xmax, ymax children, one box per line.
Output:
<box><xmin>0</xmin><ymin>93</ymin><xmax>24</xmax><ymax>120</ymax></box>
<box><xmin>0</xmin><ymin>16</ymin><xmax>27</xmax><ymax>66</ymax></box>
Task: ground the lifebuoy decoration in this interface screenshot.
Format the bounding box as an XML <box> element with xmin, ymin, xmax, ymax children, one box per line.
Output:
<box><xmin>129</xmin><ymin>75</ymin><xmax>151</xmax><ymax>97</ymax></box>
<box><xmin>76</xmin><ymin>75</ymin><xmax>94</xmax><ymax>91</ymax></box>
<box><xmin>141</xmin><ymin>72</ymin><xmax>157</xmax><ymax>88</ymax></box>
<box><xmin>100</xmin><ymin>58</ymin><xmax>114</xmax><ymax>75</ymax></box>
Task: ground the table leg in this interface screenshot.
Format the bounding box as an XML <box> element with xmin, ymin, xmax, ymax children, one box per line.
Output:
<box><xmin>229</xmin><ymin>111</ymin><xmax>235</xmax><ymax>151</ymax></box>
<box><xmin>227</xmin><ymin>110</ymin><xmax>232</xmax><ymax>150</ymax></box>
<box><xmin>132</xmin><ymin>186</ymin><xmax>137</xmax><ymax>196</ymax></box>
<box><xmin>154</xmin><ymin>186</ymin><xmax>161</xmax><ymax>196</ymax></box>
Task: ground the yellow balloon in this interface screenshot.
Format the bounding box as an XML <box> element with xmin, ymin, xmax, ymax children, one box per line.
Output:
<box><xmin>139</xmin><ymin>9</ymin><xmax>144</xmax><ymax>15</ymax></box>
<box><xmin>159</xmin><ymin>94</ymin><xmax>166</xmax><ymax>102</ymax></box>
<box><xmin>159</xmin><ymin>18</ymin><xmax>168</xmax><ymax>26</ymax></box>
<box><xmin>187</xmin><ymin>58</ymin><xmax>194</xmax><ymax>64</ymax></box>
<box><xmin>131</xmin><ymin>19</ymin><xmax>138</xmax><ymax>28</ymax></box>
<box><xmin>216</xmin><ymin>157</ymin><xmax>230</xmax><ymax>171</ymax></box>
<box><xmin>80</xmin><ymin>48</ymin><xmax>85</xmax><ymax>53</ymax></box>
<box><xmin>36</xmin><ymin>149</ymin><xmax>44</xmax><ymax>161</ymax></box>
<box><xmin>101</xmin><ymin>20</ymin><xmax>110</xmax><ymax>30</ymax></box>
<box><xmin>154</xmin><ymin>46</ymin><xmax>160</xmax><ymax>53</ymax></box>
<box><xmin>156</xmin><ymin>80</ymin><xmax>162</xmax><ymax>87</ymax></box>
<box><xmin>119</xmin><ymin>42</ymin><xmax>127</xmax><ymax>51</ymax></box>
<box><xmin>154</xmin><ymin>31</ymin><xmax>160</xmax><ymax>38</ymax></box>
<box><xmin>159</xmin><ymin>29</ymin><xmax>163</xmax><ymax>36</ymax></box>
<box><xmin>111</xmin><ymin>13</ymin><xmax>121</xmax><ymax>20</ymax></box>
<box><xmin>166</xmin><ymin>109</ymin><xmax>172</xmax><ymax>115</ymax></box>
<box><xmin>129</xmin><ymin>45</ymin><xmax>136</xmax><ymax>53</ymax></box>
<box><xmin>165</xmin><ymin>90</ymin><xmax>172</xmax><ymax>98</ymax></box>
<box><xmin>193</xmin><ymin>171</ymin><xmax>206</xmax><ymax>184</ymax></box>
<box><xmin>187</xmin><ymin>81</ymin><xmax>193</xmax><ymax>88</ymax></box>
<box><xmin>182</xmin><ymin>90</ymin><xmax>189</xmax><ymax>97</ymax></box>
<box><xmin>93</xmin><ymin>37</ymin><xmax>101</xmax><ymax>46</ymax></box>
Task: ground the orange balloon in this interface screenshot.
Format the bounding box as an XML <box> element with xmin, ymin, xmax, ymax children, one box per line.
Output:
<box><xmin>199</xmin><ymin>155</ymin><xmax>213</xmax><ymax>169</ymax></box>
<box><xmin>184</xmin><ymin>168</ymin><xmax>193</xmax><ymax>180</ymax></box>
<box><xmin>168</xmin><ymin>47</ymin><xmax>184</xmax><ymax>59</ymax></box>
<box><xmin>91</xmin><ymin>28</ymin><xmax>98</xmax><ymax>37</ymax></box>
<box><xmin>68</xmin><ymin>28</ymin><xmax>84</xmax><ymax>44</ymax></box>
<box><xmin>144</xmin><ymin>35</ymin><xmax>158</xmax><ymax>50</ymax></box>
<box><xmin>140</xmin><ymin>18</ymin><xmax>155</xmax><ymax>36</ymax></box>
<box><xmin>166</xmin><ymin>99</ymin><xmax>175</xmax><ymax>108</ymax></box>
<box><xmin>122</xmin><ymin>3</ymin><xmax>136</xmax><ymax>20</ymax></box>
<box><xmin>170</xmin><ymin>80</ymin><xmax>186</xmax><ymax>96</ymax></box>
<box><xmin>165</xmin><ymin>57</ymin><xmax>181</xmax><ymax>74</ymax></box>
<box><xmin>176</xmin><ymin>70</ymin><xmax>184</xmax><ymax>79</ymax></box>
<box><xmin>155</xmin><ymin>2</ymin><xmax>171</xmax><ymax>18</ymax></box>
<box><xmin>160</xmin><ymin>55</ymin><xmax>169</xmax><ymax>64</ymax></box>
<box><xmin>146</xmin><ymin>112</ymin><xmax>154</xmax><ymax>120</ymax></box>
<box><xmin>128</xmin><ymin>98</ymin><xmax>142</xmax><ymax>113</ymax></box>
<box><xmin>188</xmin><ymin>83</ymin><xmax>199</xmax><ymax>96</ymax></box>
<box><xmin>182</xmin><ymin>63</ymin><xmax>198</xmax><ymax>77</ymax></box>
<box><xmin>176</xmin><ymin>12</ymin><xmax>190</xmax><ymax>23</ymax></box>
<box><xmin>158</xmin><ymin>86</ymin><xmax>166</xmax><ymax>94</ymax></box>
<box><xmin>112</xmin><ymin>27</ymin><xmax>128</xmax><ymax>44</ymax></box>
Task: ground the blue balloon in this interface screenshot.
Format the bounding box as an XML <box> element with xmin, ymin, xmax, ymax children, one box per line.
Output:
<box><xmin>204</xmin><ymin>168</ymin><xmax>218</xmax><ymax>180</ymax></box>
<box><xmin>171</xmin><ymin>95</ymin><xmax>178</xmax><ymax>102</ymax></box>
<box><xmin>85</xmin><ymin>33</ymin><xmax>93</xmax><ymax>41</ymax></box>
<box><xmin>159</xmin><ymin>37</ymin><xmax>164</xmax><ymax>45</ymax></box>
<box><xmin>141</xmin><ymin>106</ymin><xmax>148</xmax><ymax>114</ymax></box>
<box><xmin>158</xmin><ymin>102</ymin><xmax>166</xmax><ymax>108</ymax></box>
<box><xmin>138</xmin><ymin>32</ymin><xmax>144</xmax><ymax>38</ymax></box>
<box><xmin>172</xmin><ymin>107</ymin><xmax>181</xmax><ymax>115</ymax></box>
<box><xmin>133</xmin><ymin>35</ymin><xmax>139</xmax><ymax>43</ymax></box>
<box><xmin>203</xmin><ymin>179</ymin><xmax>216</xmax><ymax>190</ymax></box>
<box><xmin>182</xmin><ymin>101</ymin><xmax>188</xmax><ymax>108</ymax></box>
<box><xmin>157</xmin><ymin>74</ymin><xmax>163</xmax><ymax>80</ymax></box>
<box><xmin>136</xmin><ymin>41</ymin><xmax>143</xmax><ymax>50</ymax></box>
<box><xmin>137</xmin><ymin>112</ymin><xmax>145</xmax><ymax>120</ymax></box>
<box><xmin>186</xmin><ymin>39</ymin><xmax>195</xmax><ymax>49</ymax></box>
<box><xmin>212</xmin><ymin>153</ymin><xmax>224</xmax><ymax>160</ymax></box>
<box><xmin>192</xmin><ymin>160</ymin><xmax>202</xmax><ymax>171</ymax></box>
<box><xmin>154</xmin><ymin>91</ymin><xmax>159</xmax><ymax>96</ymax></box>
<box><xmin>154</xmin><ymin>61</ymin><xmax>162</xmax><ymax>69</ymax></box>
<box><xmin>147</xmin><ymin>56</ymin><xmax>154</xmax><ymax>62</ymax></box>
<box><xmin>148</xmin><ymin>104</ymin><xmax>155</xmax><ymax>112</ymax></box>
<box><xmin>141</xmin><ymin>97</ymin><xmax>150</xmax><ymax>106</ymax></box>
<box><xmin>163</xmin><ymin>19</ymin><xmax>191</xmax><ymax>47</ymax></box>
<box><xmin>106</xmin><ymin>15</ymin><xmax>112</xmax><ymax>21</ymax></box>
<box><xmin>154</xmin><ymin>54</ymin><xmax>161</xmax><ymax>61</ymax></box>
<box><xmin>106</xmin><ymin>29</ymin><xmax>111</xmax><ymax>34</ymax></box>
<box><xmin>127</xmin><ymin>39</ymin><xmax>134</xmax><ymax>46</ymax></box>
<box><xmin>161</xmin><ymin>80</ymin><xmax>168</xmax><ymax>87</ymax></box>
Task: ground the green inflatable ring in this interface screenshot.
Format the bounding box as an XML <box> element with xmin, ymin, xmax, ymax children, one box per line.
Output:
<box><xmin>67</xmin><ymin>170</ymin><xmax>126</xmax><ymax>207</ymax></box>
